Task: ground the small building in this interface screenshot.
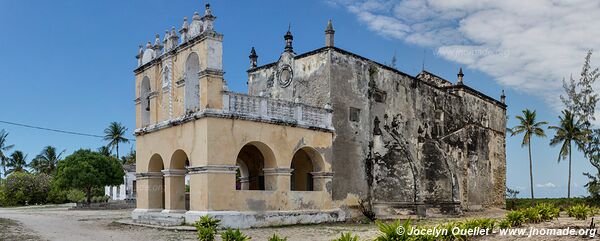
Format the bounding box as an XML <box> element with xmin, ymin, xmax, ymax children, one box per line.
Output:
<box><xmin>105</xmin><ymin>164</ymin><xmax>136</xmax><ymax>201</ymax></box>
<box><xmin>132</xmin><ymin>4</ymin><xmax>506</xmax><ymax>228</ymax></box>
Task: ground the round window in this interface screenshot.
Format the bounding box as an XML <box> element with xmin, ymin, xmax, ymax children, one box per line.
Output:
<box><xmin>277</xmin><ymin>64</ymin><xmax>293</xmax><ymax>88</ymax></box>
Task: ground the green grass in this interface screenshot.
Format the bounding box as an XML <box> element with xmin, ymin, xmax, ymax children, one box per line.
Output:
<box><xmin>506</xmin><ymin>197</ymin><xmax>597</xmax><ymax>210</ymax></box>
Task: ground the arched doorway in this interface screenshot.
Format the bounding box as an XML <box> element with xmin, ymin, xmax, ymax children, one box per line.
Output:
<box><xmin>147</xmin><ymin>154</ymin><xmax>164</xmax><ymax>209</ymax></box>
<box><xmin>291</xmin><ymin>149</ymin><xmax>314</xmax><ymax>191</ymax></box>
<box><xmin>184</xmin><ymin>52</ymin><xmax>200</xmax><ymax>113</ymax></box>
<box><xmin>164</xmin><ymin>150</ymin><xmax>189</xmax><ymax>212</ymax></box>
<box><xmin>236</xmin><ymin>144</ymin><xmax>265</xmax><ymax>190</ymax></box>
<box><xmin>291</xmin><ymin>147</ymin><xmax>325</xmax><ymax>191</ymax></box>
<box><xmin>140</xmin><ymin>76</ymin><xmax>151</xmax><ymax>126</ymax></box>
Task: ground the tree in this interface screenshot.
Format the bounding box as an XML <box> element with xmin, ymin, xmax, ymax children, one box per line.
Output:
<box><xmin>511</xmin><ymin>109</ymin><xmax>547</xmax><ymax>205</ymax></box>
<box><xmin>54</xmin><ymin>149</ymin><xmax>124</xmax><ymax>203</ymax></box>
<box><xmin>97</xmin><ymin>146</ymin><xmax>111</xmax><ymax>157</ymax></box>
<box><xmin>560</xmin><ymin>50</ymin><xmax>599</xmax><ymax>128</ymax></box>
<box><xmin>0</xmin><ymin>172</ymin><xmax>52</xmax><ymax>206</ymax></box>
<box><xmin>120</xmin><ymin>149</ymin><xmax>136</xmax><ymax>165</ymax></box>
<box><xmin>559</xmin><ymin>50</ymin><xmax>600</xmax><ymax>199</ymax></box>
<box><xmin>0</xmin><ymin>129</ymin><xmax>15</xmax><ymax>178</ymax></box>
<box><xmin>29</xmin><ymin>146</ymin><xmax>65</xmax><ymax>175</ymax></box>
<box><xmin>6</xmin><ymin>151</ymin><xmax>28</xmax><ymax>175</ymax></box>
<box><xmin>549</xmin><ymin>110</ymin><xmax>590</xmax><ymax>198</ymax></box>
<box><xmin>103</xmin><ymin>122</ymin><xmax>130</xmax><ymax>158</ymax></box>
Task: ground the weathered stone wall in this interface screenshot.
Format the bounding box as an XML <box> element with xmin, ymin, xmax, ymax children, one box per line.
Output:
<box><xmin>248</xmin><ymin>50</ymin><xmax>331</xmax><ymax>108</ymax></box>
<box><xmin>247</xmin><ymin>47</ymin><xmax>506</xmax><ymax>215</ymax></box>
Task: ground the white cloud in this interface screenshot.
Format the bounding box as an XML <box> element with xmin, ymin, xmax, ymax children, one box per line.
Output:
<box><xmin>536</xmin><ymin>182</ymin><xmax>557</xmax><ymax>188</ymax></box>
<box><xmin>332</xmin><ymin>0</ymin><xmax>600</xmax><ymax>112</ymax></box>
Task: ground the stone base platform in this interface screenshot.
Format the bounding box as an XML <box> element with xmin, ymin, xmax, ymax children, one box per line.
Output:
<box><xmin>373</xmin><ymin>201</ymin><xmax>463</xmax><ymax>220</ymax></box>
<box><xmin>132</xmin><ymin>209</ymin><xmax>346</xmax><ymax>228</ymax></box>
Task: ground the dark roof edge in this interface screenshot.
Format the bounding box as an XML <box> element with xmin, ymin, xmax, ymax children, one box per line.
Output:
<box><xmin>247</xmin><ymin>46</ymin><xmax>506</xmax><ymax>109</ymax></box>
<box><xmin>445</xmin><ymin>85</ymin><xmax>507</xmax><ymax>109</ymax></box>
<box><xmin>418</xmin><ymin>70</ymin><xmax>454</xmax><ymax>85</ymax></box>
<box><xmin>248</xmin><ymin>46</ymin><xmax>414</xmax><ymax>79</ymax></box>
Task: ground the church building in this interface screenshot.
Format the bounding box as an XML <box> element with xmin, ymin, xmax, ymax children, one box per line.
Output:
<box><xmin>132</xmin><ymin>4</ymin><xmax>507</xmax><ymax>228</ymax></box>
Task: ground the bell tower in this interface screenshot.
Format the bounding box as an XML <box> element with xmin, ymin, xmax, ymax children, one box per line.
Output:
<box><xmin>197</xmin><ymin>3</ymin><xmax>224</xmax><ymax>110</ymax></box>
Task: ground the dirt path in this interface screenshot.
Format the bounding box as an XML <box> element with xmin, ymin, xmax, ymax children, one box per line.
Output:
<box><xmin>0</xmin><ymin>205</ymin><xmax>195</xmax><ymax>241</ymax></box>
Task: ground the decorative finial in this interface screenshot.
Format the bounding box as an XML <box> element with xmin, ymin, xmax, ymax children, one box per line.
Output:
<box><xmin>500</xmin><ymin>89</ymin><xmax>506</xmax><ymax>104</ymax></box>
<box><xmin>182</xmin><ymin>16</ymin><xmax>189</xmax><ymax>29</ymax></box>
<box><xmin>457</xmin><ymin>67</ymin><xmax>464</xmax><ymax>85</ymax></box>
<box><xmin>325</xmin><ymin>19</ymin><xmax>335</xmax><ymax>47</ymax></box>
<box><xmin>325</xmin><ymin>19</ymin><xmax>334</xmax><ymax>33</ymax></box>
<box><xmin>205</xmin><ymin>3</ymin><xmax>212</xmax><ymax>16</ymax></box>
<box><xmin>249</xmin><ymin>47</ymin><xmax>258</xmax><ymax>68</ymax></box>
<box><xmin>193</xmin><ymin>12</ymin><xmax>201</xmax><ymax>21</ymax></box>
<box><xmin>202</xmin><ymin>4</ymin><xmax>216</xmax><ymax>31</ymax></box>
<box><xmin>136</xmin><ymin>45</ymin><xmax>143</xmax><ymax>66</ymax></box>
<box><xmin>146</xmin><ymin>41</ymin><xmax>152</xmax><ymax>49</ymax></box>
<box><xmin>154</xmin><ymin>34</ymin><xmax>161</xmax><ymax>46</ymax></box>
<box><xmin>180</xmin><ymin>17</ymin><xmax>189</xmax><ymax>42</ymax></box>
<box><xmin>284</xmin><ymin>24</ymin><xmax>294</xmax><ymax>52</ymax></box>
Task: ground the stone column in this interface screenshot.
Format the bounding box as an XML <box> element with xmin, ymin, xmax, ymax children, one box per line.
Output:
<box><xmin>239</xmin><ymin>176</ymin><xmax>250</xmax><ymax>190</ymax></box>
<box><xmin>185</xmin><ymin>165</ymin><xmax>237</xmax><ymax>213</ymax></box>
<box><xmin>161</xmin><ymin>169</ymin><xmax>188</xmax><ymax>213</ymax></box>
<box><xmin>311</xmin><ymin>171</ymin><xmax>334</xmax><ymax>208</ymax></box>
<box><xmin>135</xmin><ymin>172</ymin><xmax>164</xmax><ymax>211</ymax></box>
<box><xmin>263</xmin><ymin>168</ymin><xmax>293</xmax><ymax>191</ymax></box>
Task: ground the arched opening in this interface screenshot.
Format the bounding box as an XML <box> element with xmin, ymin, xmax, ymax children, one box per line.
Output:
<box><xmin>166</xmin><ymin>150</ymin><xmax>189</xmax><ymax>211</ymax></box>
<box><xmin>291</xmin><ymin>147</ymin><xmax>325</xmax><ymax>191</ymax></box>
<box><xmin>147</xmin><ymin>154</ymin><xmax>165</xmax><ymax>209</ymax></box>
<box><xmin>236</xmin><ymin>145</ymin><xmax>265</xmax><ymax>190</ymax></box>
<box><xmin>184</xmin><ymin>52</ymin><xmax>200</xmax><ymax>113</ymax></box>
<box><xmin>148</xmin><ymin>154</ymin><xmax>164</xmax><ymax>172</ymax></box>
<box><xmin>140</xmin><ymin>77</ymin><xmax>151</xmax><ymax>126</ymax></box>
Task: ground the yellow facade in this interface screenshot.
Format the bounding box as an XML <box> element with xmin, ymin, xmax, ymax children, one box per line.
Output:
<box><xmin>132</xmin><ymin>14</ymin><xmax>337</xmax><ymax>227</ymax></box>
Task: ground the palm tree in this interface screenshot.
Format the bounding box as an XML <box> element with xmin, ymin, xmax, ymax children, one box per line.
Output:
<box><xmin>97</xmin><ymin>146</ymin><xmax>111</xmax><ymax>157</ymax></box>
<box><xmin>0</xmin><ymin>129</ymin><xmax>15</xmax><ymax>178</ymax></box>
<box><xmin>511</xmin><ymin>109</ymin><xmax>548</xmax><ymax>206</ymax></box>
<box><xmin>30</xmin><ymin>146</ymin><xmax>65</xmax><ymax>174</ymax></box>
<box><xmin>103</xmin><ymin>122</ymin><xmax>130</xmax><ymax>158</ymax></box>
<box><xmin>549</xmin><ymin>110</ymin><xmax>590</xmax><ymax>198</ymax></box>
<box><xmin>6</xmin><ymin>150</ymin><xmax>28</xmax><ymax>175</ymax></box>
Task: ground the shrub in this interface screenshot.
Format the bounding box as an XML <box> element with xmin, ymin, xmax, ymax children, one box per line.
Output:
<box><xmin>197</xmin><ymin>227</ymin><xmax>216</xmax><ymax>241</ymax></box>
<box><xmin>66</xmin><ymin>189</ymin><xmax>85</xmax><ymax>203</ymax></box>
<box><xmin>0</xmin><ymin>172</ymin><xmax>52</xmax><ymax>206</ymax></box>
<box><xmin>332</xmin><ymin>232</ymin><xmax>359</xmax><ymax>241</ymax></box>
<box><xmin>221</xmin><ymin>228</ymin><xmax>251</xmax><ymax>241</ymax></box>
<box><xmin>498</xmin><ymin>219</ymin><xmax>511</xmax><ymax>229</ymax></box>
<box><xmin>535</xmin><ymin>203</ymin><xmax>560</xmax><ymax>221</ymax></box>
<box><xmin>506</xmin><ymin>210</ymin><xmax>526</xmax><ymax>227</ymax></box>
<box><xmin>374</xmin><ymin>220</ymin><xmax>410</xmax><ymax>241</ymax></box>
<box><xmin>268</xmin><ymin>234</ymin><xmax>288</xmax><ymax>241</ymax></box>
<box><xmin>194</xmin><ymin>215</ymin><xmax>221</xmax><ymax>241</ymax></box>
<box><xmin>567</xmin><ymin>204</ymin><xmax>593</xmax><ymax>220</ymax></box>
<box><xmin>522</xmin><ymin>207</ymin><xmax>542</xmax><ymax>223</ymax></box>
<box><xmin>461</xmin><ymin>218</ymin><xmax>495</xmax><ymax>230</ymax></box>
<box><xmin>46</xmin><ymin>185</ymin><xmax>68</xmax><ymax>204</ymax></box>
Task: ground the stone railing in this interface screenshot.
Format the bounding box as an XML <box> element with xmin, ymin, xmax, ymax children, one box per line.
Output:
<box><xmin>223</xmin><ymin>92</ymin><xmax>332</xmax><ymax>130</ymax></box>
<box><xmin>135</xmin><ymin>92</ymin><xmax>333</xmax><ymax>135</ymax></box>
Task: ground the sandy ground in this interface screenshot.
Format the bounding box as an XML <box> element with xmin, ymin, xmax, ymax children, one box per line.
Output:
<box><xmin>0</xmin><ymin>205</ymin><xmax>597</xmax><ymax>240</ymax></box>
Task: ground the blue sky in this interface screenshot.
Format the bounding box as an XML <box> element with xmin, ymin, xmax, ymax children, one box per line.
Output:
<box><xmin>0</xmin><ymin>0</ymin><xmax>598</xmax><ymax>198</ymax></box>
